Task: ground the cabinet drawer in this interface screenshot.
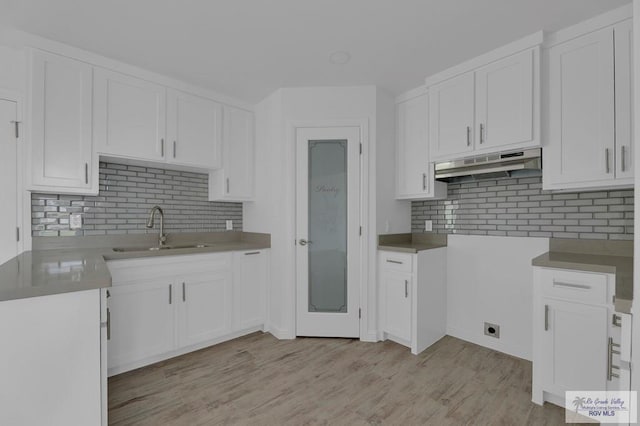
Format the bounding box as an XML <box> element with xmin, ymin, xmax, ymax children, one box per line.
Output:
<box><xmin>539</xmin><ymin>268</ymin><xmax>611</xmax><ymax>305</ymax></box>
<box><xmin>379</xmin><ymin>251</ymin><xmax>413</xmax><ymax>273</ymax></box>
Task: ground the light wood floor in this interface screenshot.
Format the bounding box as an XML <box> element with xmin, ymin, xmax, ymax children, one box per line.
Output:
<box><xmin>109</xmin><ymin>333</ymin><xmax>572</xmax><ymax>425</ymax></box>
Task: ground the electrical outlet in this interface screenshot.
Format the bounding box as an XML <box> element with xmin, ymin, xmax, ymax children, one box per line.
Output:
<box><xmin>69</xmin><ymin>213</ymin><xmax>83</xmax><ymax>230</ymax></box>
<box><xmin>484</xmin><ymin>322</ymin><xmax>500</xmax><ymax>339</ymax></box>
<box><xmin>226</xmin><ymin>220</ymin><xmax>233</xmax><ymax>231</ymax></box>
<box><xmin>424</xmin><ymin>220</ymin><xmax>432</xmax><ymax>232</ymax></box>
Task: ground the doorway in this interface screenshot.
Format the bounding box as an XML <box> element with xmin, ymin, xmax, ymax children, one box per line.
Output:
<box><xmin>295</xmin><ymin>126</ymin><xmax>361</xmax><ymax>337</ymax></box>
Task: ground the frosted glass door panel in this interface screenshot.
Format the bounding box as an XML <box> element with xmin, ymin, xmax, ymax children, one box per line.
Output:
<box><xmin>308</xmin><ymin>140</ymin><xmax>347</xmax><ymax>313</ymax></box>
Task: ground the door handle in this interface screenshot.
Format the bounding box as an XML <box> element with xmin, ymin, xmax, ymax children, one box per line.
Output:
<box><xmin>298</xmin><ymin>239</ymin><xmax>313</xmax><ymax>246</ymax></box>
<box><xmin>544</xmin><ymin>304</ymin><xmax>549</xmax><ymax>331</ymax></box>
<box><xmin>404</xmin><ymin>280</ymin><xmax>408</xmax><ymax>298</ymax></box>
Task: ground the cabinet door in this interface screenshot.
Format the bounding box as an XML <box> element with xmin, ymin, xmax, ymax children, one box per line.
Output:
<box><xmin>178</xmin><ymin>270</ymin><xmax>232</xmax><ymax>348</ymax></box>
<box><xmin>614</xmin><ymin>19</ymin><xmax>634</xmax><ymax>180</ymax></box>
<box><xmin>396</xmin><ymin>94</ymin><xmax>430</xmax><ymax>198</ymax></box>
<box><xmin>94</xmin><ymin>68</ymin><xmax>166</xmax><ymax>161</ymax></box>
<box><xmin>0</xmin><ymin>98</ymin><xmax>18</xmax><ymax>265</ymax></box>
<box><xmin>545</xmin><ymin>28</ymin><xmax>615</xmax><ymax>188</ymax></box>
<box><xmin>209</xmin><ymin>106</ymin><xmax>255</xmax><ymax>201</ymax></box>
<box><xmin>539</xmin><ymin>298</ymin><xmax>608</xmax><ymax>394</ymax></box>
<box><xmin>382</xmin><ymin>269</ymin><xmax>411</xmax><ymax>342</ymax></box>
<box><xmin>107</xmin><ymin>280</ymin><xmax>175</xmax><ymax>370</ymax></box>
<box><xmin>167</xmin><ymin>89</ymin><xmax>222</xmax><ymax>169</ymax></box>
<box><xmin>233</xmin><ymin>250</ymin><xmax>267</xmax><ymax>330</ymax></box>
<box><xmin>30</xmin><ymin>50</ymin><xmax>95</xmax><ymax>193</ymax></box>
<box><xmin>475</xmin><ymin>49</ymin><xmax>534</xmax><ymax>152</ymax></box>
<box><xmin>428</xmin><ymin>72</ymin><xmax>475</xmax><ymax>160</ymax></box>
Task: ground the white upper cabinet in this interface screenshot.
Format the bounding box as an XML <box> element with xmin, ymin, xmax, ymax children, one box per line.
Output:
<box><xmin>396</xmin><ymin>91</ymin><xmax>447</xmax><ymax>200</ymax></box>
<box><xmin>29</xmin><ymin>49</ymin><xmax>97</xmax><ymax>194</ymax></box>
<box><xmin>94</xmin><ymin>68</ymin><xmax>166</xmax><ymax>161</ymax></box>
<box><xmin>428</xmin><ymin>72</ymin><xmax>475</xmax><ymax>160</ymax></box>
<box><xmin>544</xmin><ymin>20</ymin><xmax>633</xmax><ymax>190</ymax></box>
<box><xmin>167</xmin><ymin>89</ymin><xmax>222</xmax><ymax>169</ymax></box>
<box><xmin>614</xmin><ymin>19</ymin><xmax>634</xmax><ymax>181</ymax></box>
<box><xmin>209</xmin><ymin>106</ymin><xmax>255</xmax><ymax>201</ymax></box>
<box><xmin>544</xmin><ymin>28</ymin><xmax>615</xmax><ymax>188</ymax></box>
<box><xmin>427</xmin><ymin>35</ymin><xmax>541</xmax><ymax>162</ymax></box>
<box><xmin>475</xmin><ymin>49</ymin><xmax>535</xmax><ymax>153</ymax></box>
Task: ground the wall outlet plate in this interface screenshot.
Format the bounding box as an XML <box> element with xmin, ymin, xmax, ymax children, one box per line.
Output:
<box><xmin>69</xmin><ymin>213</ymin><xmax>83</xmax><ymax>230</ymax></box>
<box><xmin>226</xmin><ymin>220</ymin><xmax>233</xmax><ymax>231</ymax></box>
<box><xmin>424</xmin><ymin>220</ymin><xmax>432</xmax><ymax>232</ymax></box>
<box><xmin>484</xmin><ymin>322</ymin><xmax>500</xmax><ymax>338</ymax></box>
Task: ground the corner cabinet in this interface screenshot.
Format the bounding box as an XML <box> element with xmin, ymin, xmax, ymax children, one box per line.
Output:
<box><xmin>209</xmin><ymin>106</ymin><xmax>255</xmax><ymax>201</ymax></box>
<box><xmin>532</xmin><ymin>267</ymin><xmax>631</xmax><ymax>408</ymax></box>
<box><xmin>378</xmin><ymin>248</ymin><xmax>446</xmax><ymax>355</ymax></box>
<box><xmin>428</xmin><ymin>44</ymin><xmax>540</xmax><ymax>162</ymax></box>
<box><xmin>543</xmin><ymin>20</ymin><xmax>633</xmax><ymax>190</ymax></box>
<box><xmin>395</xmin><ymin>90</ymin><xmax>447</xmax><ymax>200</ymax></box>
<box><xmin>28</xmin><ymin>49</ymin><xmax>98</xmax><ymax>195</ymax></box>
<box><xmin>106</xmin><ymin>251</ymin><xmax>267</xmax><ymax>376</ymax></box>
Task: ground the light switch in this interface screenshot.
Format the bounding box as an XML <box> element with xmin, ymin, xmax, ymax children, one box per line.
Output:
<box><xmin>424</xmin><ymin>220</ymin><xmax>432</xmax><ymax>232</ymax></box>
<box><xmin>226</xmin><ymin>220</ymin><xmax>233</xmax><ymax>231</ymax></box>
<box><xmin>69</xmin><ymin>213</ymin><xmax>83</xmax><ymax>230</ymax></box>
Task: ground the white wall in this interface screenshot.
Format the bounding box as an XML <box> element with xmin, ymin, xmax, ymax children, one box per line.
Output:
<box><xmin>245</xmin><ymin>86</ymin><xmax>395</xmax><ymax>340</ymax></box>
<box><xmin>631</xmin><ymin>0</ymin><xmax>640</xmax><ymax>402</ymax></box>
<box><xmin>446</xmin><ymin>234</ymin><xmax>548</xmax><ymax>360</ymax></box>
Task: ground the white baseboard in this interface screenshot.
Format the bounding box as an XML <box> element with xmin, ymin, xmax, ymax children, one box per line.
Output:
<box><xmin>267</xmin><ymin>326</ymin><xmax>295</xmax><ymax>340</ymax></box>
<box><xmin>446</xmin><ymin>325</ymin><xmax>530</xmax><ymax>361</ymax></box>
<box><xmin>361</xmin><ymin>330</ymin><xmax>379</xmax><ymax>342</ymax></box>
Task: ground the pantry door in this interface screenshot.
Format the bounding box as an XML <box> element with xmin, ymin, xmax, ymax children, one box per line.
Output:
<box><xmin>295</xmin><ymin>126</ymin><xmax>361</xmax><ymax>338</ymax></box>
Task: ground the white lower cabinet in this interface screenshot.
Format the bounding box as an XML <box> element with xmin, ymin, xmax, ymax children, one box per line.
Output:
<box><xmin>106</xmin><ymin>251</ymin><xmax>267</xmax><ymax>376</ymax></box>
<box><xmin>532</xmin><ymin>267</ymin><xmax>631</xmax><ymax>408</ymax></box>
<box><xmin>379</xmin><ymin>248</ymin><xmax>446</xmax><ymax>355</ymax></box>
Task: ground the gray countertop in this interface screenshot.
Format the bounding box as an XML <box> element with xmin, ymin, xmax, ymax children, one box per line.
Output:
<box><xmin>377</xmin><ymin>233</ymin><xmax>448</xmax><ymax>253</ymax></box>
<box><xmin>531</xmin><ymin>239</ymin><xmax>633</xmax><ymax>314</ymax></box>
<box><xmin>0</xmin><ymin>232</ymin><xmax>270</xmax><ymax>303</ymax></box>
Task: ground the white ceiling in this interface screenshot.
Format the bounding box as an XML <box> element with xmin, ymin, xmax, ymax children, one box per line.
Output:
<box><xmin>0</xmin><ymin>0</ymin><xmax>631</xmax><ymax>102</ymax></box>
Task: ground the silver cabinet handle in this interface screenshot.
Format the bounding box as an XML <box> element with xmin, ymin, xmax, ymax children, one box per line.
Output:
<box><xmin>161</xmin><ymin>138</ymin><xmax>165</xmax><ymax>157</ymax></box>
<box><xmin>605</xmin><ymin>148</ymin><xmax>610</xmax><ymax>173</ymax></box>
<box><xmin>479</xmin><ymin>123</ymin><xmax>484</xmax><ymax>144</ymax></box>
<box><xmin>106</xmin><ymin>308</ymin><xmax>111</xmax><ymax>340</ymax></box>
<box><xmin>404</xmin><ymin>280</ymin><xmax>408</xmax><ymax>298</ymax></box>
<box><xmin>386</xmin><ymin>259</ymin><xmax>403</xmax><ymax>264</ymax></box>
<box><xmin>621</xmin><ymin>146</ymin><xmax>626</xmax><ymax>172</ymax></box>
<box><xmin>544</xmin><ymin>304</ymin><xmax>549</xmax><ymax>331</ymax></box>
<box><xmin>552</xmin><ymin>281</ymin><xmax>591</xmax><ymax>290</ymax></box>
<box><xmin>182</xmin><ymin>282</ymin><xmax>186</xmax><ymax>302</ymax></box>
<box><xmin>299</xmin><ymin>239</ymin><xmax>312</xmax><ymax>246</ymax></box>
<box><xmin>613</xmin><ymin>314</ymin><xmax>622</xmax><ymax>327</ymax></box>
<box><xmin>226</xmin><ymin>178</ymin><xmax>230</xmax><ymax>194</ymax></box>
<box><xmin>466</xmin><ymin>126</ymin><xmax>471</xmax><ymax>146</ymax></box>
<box><xmin>85</xmin><ymin>163</ymin><xmax>89</xmax><ymax>184</ymax></box>
<box><xmin>173</xmin><ymin>141</ymin><xmax>177</xmax><ymax>158</ymax></box>
<box><xmin>422</xmin><ymin>173</ymin><xmax>426</xmax><ymax>191</ymax></box>
<box><xmin>169</xmin><ymin>284</ymin><xmax>172</xmax><ymax>304</ymax></box>
<box><xmin>608</xmin><ymin>337</ymin><xmax>621</xmax><ymax>380</ymax></box>
<box><xmin>245</xmin><ymin>251</ymin><xmax>261</xmax><ymax>256</ymax></box>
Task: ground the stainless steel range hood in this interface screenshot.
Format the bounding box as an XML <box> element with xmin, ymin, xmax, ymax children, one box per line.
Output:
<box><xmin>435</xmin><ymin>148</ymin><xmax>541</xmax><ymax>181</ymax></box>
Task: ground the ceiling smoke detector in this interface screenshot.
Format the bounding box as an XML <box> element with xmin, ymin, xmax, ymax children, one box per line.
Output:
<box><xmin>329</xmin><ymin>51</ymin><xmax>351</xmax><ymax>65</ymax></box>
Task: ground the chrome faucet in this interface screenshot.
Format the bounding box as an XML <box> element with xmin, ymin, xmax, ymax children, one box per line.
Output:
<box><xmin>146</xmin><ymin>206</ymin><xmax>167</xmax><ymax>248</ymax></box>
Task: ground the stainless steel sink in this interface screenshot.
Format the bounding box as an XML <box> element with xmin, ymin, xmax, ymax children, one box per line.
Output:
<box><xmin>112</xmin><ymin>244</ymin><xmax>210</xmax><ymax>253</ymax></box>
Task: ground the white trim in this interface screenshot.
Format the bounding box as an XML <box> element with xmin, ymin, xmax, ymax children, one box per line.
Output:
<box><xmin>395</xmin><ymin>85</ymin><xmax>427</xmax><ymax>104</ymax></box>
<box><xmin>286</xmin><ymin>118</ymin><xmax>371</xmax><ymax>341</ymax></box>
<box><xmin>0</xmin><ymin>89</ymin><xmax>28</xmax><ymax>254</ymax></box>
<box><xmin>1</xmin><ymin>27</ymin><xmax>254</xmax><ymax>111</ymax></box>
<box><xmin>424</xmin><ymin>31</ymin><xmax>543</xmax><ymax>87</ymax></box>
<box><xmin>544</xmin><ymin>4</ymin><xmax>633</xmax><ymax>48</ymax></box>
<box><xmin>266</xmin><ymin>327</ymin><xmax>295</xmax><ymax>340</ymax></box>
